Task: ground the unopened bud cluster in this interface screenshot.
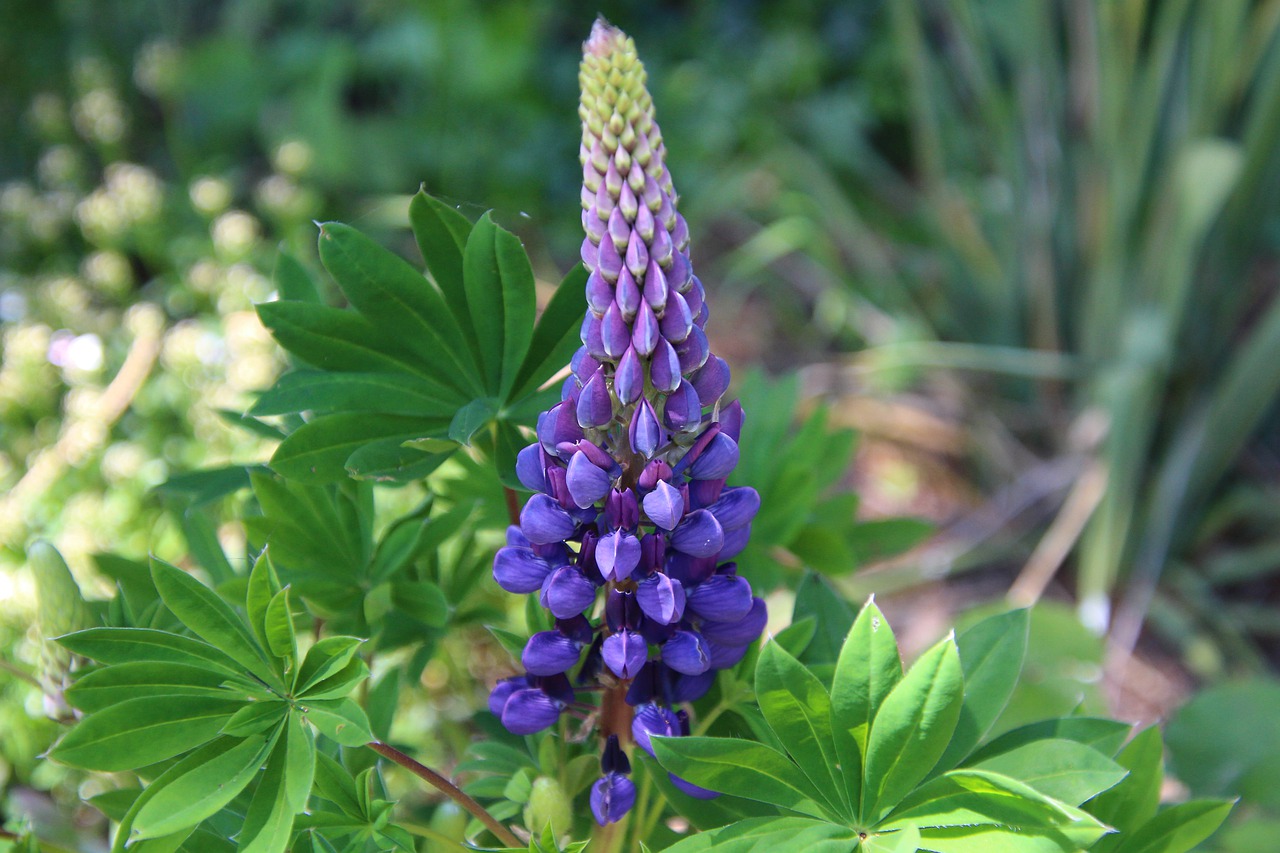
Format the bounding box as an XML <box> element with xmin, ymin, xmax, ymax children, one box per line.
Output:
<box><xmin>488</xmin><ymin>19</ymin><xmax>766</xmax><ymax>826</ymax></box>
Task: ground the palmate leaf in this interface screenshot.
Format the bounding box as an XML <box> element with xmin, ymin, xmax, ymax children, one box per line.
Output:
<box><xmin>64</xmin><ymin>661</ymin><xmax>243</xmax><ymax>713</ymax></box>
<box><xmin>661</xmin><ymin>816</ymin><xmax>863</xmax><ymax>852</ymax></box>
<box><xmin>1085</xmin><ymin>726</ymin><xmax>1164</xmax><ymax>853</ymax></box>
<box><xmin>650</xmin><ymin>737</ymin><xmax>833</xmax><ymax>819</ymax></box>
<box><xmin>50</xmin><ymin>695</ymin><xmax>246</xmax><ymax>771</ymax></box>
<box><xmin>970</xmin><ymin>739</ymin><xmax>1126</xmax><ymax>806</ymax></box>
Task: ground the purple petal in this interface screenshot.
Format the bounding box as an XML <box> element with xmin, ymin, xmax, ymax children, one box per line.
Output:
<box><xmin>674</xmin><ymin>326</ymin><xmax>709</xmax><ymax>374</ymax></box>
<box><xmin>642</xmin><ymin>479</ymin><xmax>684</xmax><ymax>531</ymax></box>
<box><xmin>643</xmin><ymin>257</ymin><xmax>668</xmax><ymax>311</ymax></box>
<box><xmin>632</xmin><ymin>703</ymin><xmax>680</xmax><ymax>757</ymax></box>
<box><xmin>602</xmin><ymin>301</ymin><xmax>630</xmax><ymax>360</ymax></box>
<box><xmin>719</xmin><ymin>523</ymin><xmax>752</xmax><ymax>560</ymax></box>
<box><xmin>602</xmin><ymin>629</ymin><xmax>648</xmax><ymax>679</ymax></box>
<box><xmin>522</xmin><ymin>630</ymin><xmax>582</xmax><ymax>676</ymax></box>
<box><xmin>616</xmin><ymin>267</ymin><xmax>641</xmax><ymax>320</ymax></box>
<box><xmin>638</xmin><ymin>459</ymin><xmax>674</xmax><ymax>491</ymax></box>
<box><xmin>636</xmin><ymin>572</ymin><xmax>686</xmax><ymax>625</ymax></box>
<box><xmin>539</xmin><ymin>566</ymin><xmax>598</xmax><ymax>619</ymax></box>
<box><xmin>669</xmin><ymin>773</ymin><xmax>719</xmax><ymax>800</ymax></box>
<box><xmin>707</xmin><ymin>640</ymin><xmax>750</xmax><ymax>670</ymax></box>
<box><xmin>629</xmin><ymin>398</ymin><xmax>665</xmax><ymax>458</ymax></box>
<box><xmin>487</xmin><ymin>677</ymin><xmax>524</xmax><ymax>718</ymax></box>
<box><xmin>625</xmin><ymin>230</ymin><xmax>649</xmax><ymax>279</ymax></box>
<box><xmin>688</xmin><ymin>477</ymin><xmax>724</xmax><ymax>509</ymax></box>
<box><xmin>687</xmin><ymin>574</ymin><xmax>754</xmax><ymax>623</ymax></box>
<box><xmin>669</xmin><ymin>509</ymin><xmax>725</xmax><ymax>558</ymax></box>
<box><xmin>596</xmin><ymin>530</ymin><xmax>641</xmax><ymax>581</ymax></box>
<box><xmin>649</xmin><ymin>338</ymin><xmax>682</xmax><ymax>393</ymax></box>
<box><xmin>671</xmin><ymin>669</ymin><xmax>716</xmax><ymax>703</ymax></box>
<box><xmin>576</xmin><ymin>367</ymin><xmax>613</xmax><ymax>429</ymax></box>
<box><xmin>691</xmin><ymin>356</ymin><xmax>731</xmax><ymax>406</ymax></box>
<box><xmin>685</xmin><ymin>276</ymin><xmax>705</xmax><ymax>316</ymax></box>
<box><xmin>635</xmin><ymin>201</ymin><xmax>655</xmax><ymax>242</ymax></box>
<box><xmin>520</xmin><ymin>494</ymin><xmax>577</xmax><ymax>545</ymax></box>
<box><xmin>632</xmin><ymin>301</ymin><xmax>660</xmax><ymax>357</ymax></box>
<box><xmin>590</xmin><ymin>772</ymin><xmax>636</xmax><ymax>825</ymax></box>
<box><xmin>515</xmin><ymin>443</ymin><xmax>548</xmax><ymax>493</ymax></box>
<box><xmin>669</xmin><ymin>251</ymin><xmax>692</xmax><ymax>293</ymax></box>
<box><xmin>607</xmin><ymin>206</ymin><xmax>631</xmax><ymax>253</ymax></box>
<box><xmin>690</xmin><ymin>433</ymin><xmax>739</xmax><ymax>481</ymax></box>
<box><xmin>585</xmin><ymin>269</ymin><xmax>613</xmax><ymax>315</ymax></box>
<box><xmin>605</xmin><ymin>488</ymin><xmax>640</xmax><ymax>531</ymax></box>
<box><xmin>580</xmin><ymin>236</ymin><xmax>598</xmax><ymax>268</ymax></box>
<box><xmin>614</xmin><ymin>346</ymin><xmax>643</xmax><ymax>405</ymax></box>
<box><xmin>501</xmin><ymin>688</ymin><xmax>563</xmax><ymax>735</ymax></box>
<box><xmin>699</xmin><ymin>597</ymin><xmax>768</xmax><ymax>646</ymax></box>
<box><xmin>708</xmin><ymin>486</ymin><xmax>760</xmax><ymax>531</ymax></box>
<box><xmin>672</xmin><ymin>214</ymin><xmax>690</xmax><ymax>251</ymax></box>
<box><xmin>718</xmin><ymin>400</ymin><xmax>744</xmax><ymax>442</ymax></box>
<box><xmin>581</xmin><ymin>312</ymin><xmax>606</xmax><ymax>360</ymax></box>
<box><xmin>659</xmin><ymin>290</ymin><xmax>692</xmax><ymax>343</ymax></box>
<box><xmin>662</xmin><ymin>630</ymin><xmax>711</xmax><ymax>675</ymax></box>
<box><xmin>597</xmin><ymin>230</ymin><xmax>622</xmax><ymax>282</ymax></box>
<box><xmin>492</xmin><ymin>546</ymin><xmax>553</xmax><ymax>594</ymax></box>
<box><xmin>663</xmin><ymin>380</ymin><xmax>702</xmax><ymax>431</ymax></box>
<box><xmin>566</xmin><ymin>451</ymin><xmax>612</xmax><ymax>508</ymax></box>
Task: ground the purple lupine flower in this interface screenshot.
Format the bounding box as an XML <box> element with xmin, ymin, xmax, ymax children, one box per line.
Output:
<box><xmin>486</xmin><ymin>18</ymin><xmax>764</xmax><ymax>821</ymax></box>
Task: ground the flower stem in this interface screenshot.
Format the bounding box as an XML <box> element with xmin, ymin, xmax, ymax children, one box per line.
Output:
<box><xmin>503</xmin><ymin>487</ymin><xmax>521</xmax><ymax>526</ymax></box>
<box><xmin>367</xmin><ymin>741</ymin><xmax>521</xmax><ymax>848</ymax></box>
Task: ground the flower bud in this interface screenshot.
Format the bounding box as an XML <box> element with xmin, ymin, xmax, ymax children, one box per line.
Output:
<box><xmin>662</xmin><ymin>629</ymin><xmax>711</xmax><ymax>675</ymax></box>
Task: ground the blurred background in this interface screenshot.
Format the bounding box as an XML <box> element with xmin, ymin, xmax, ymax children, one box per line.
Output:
<box><xmin>2</xmin><ymin>0</ymin><xmax>1279</xmax><ymax>849</ymax></box>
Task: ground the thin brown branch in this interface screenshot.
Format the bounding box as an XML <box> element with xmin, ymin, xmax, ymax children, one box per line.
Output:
<box><xmin>367</xmin><ymin>741</ymin><xmax>521</xmax><ymax>848</ymax></box>
<box><xmin>503</xmin><ymin>487</ymin><xmax>521</xmax><ymax>527</ymax></box>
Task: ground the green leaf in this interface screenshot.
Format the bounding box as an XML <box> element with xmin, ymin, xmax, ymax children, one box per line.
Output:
<box><xmin>971</xmin><ymin>739</ymin><xmax>1126</xmax><ymax>805</ymax></box>
<box><xmin>150</xmin><ymin>558</ymin><xmax>275</xmax><ymax>684</ymax></box>
<box><xmin>916</xmin><ymin>824</ymin><xmax>1081</xmax><ymax>853</ymax></box>
<box><xmin>408</xmin><ymin>191</ymin><xmax>477</xmax><ymax>350</ymax></box>
<box><xmin>318</xmin><ymin>221</ymin><xmax>480</xmax><ymax>393</ymax></box>
<box><xmin>754</xmin><ymin>641</ymin><xmax>846</xmax><ymax>817</ymax></box>
<box><xmin>661</xmin><ymin>817</ymin><xmax>860</xmax><ymax>852</ymax></box>
<box><xmin>132</xmin><ymin>734</ymin><xmax>277</xmax><ymax>839</ymax></box>
<box><xmin>651</xmin><ymin>736</ymin><xmax>832</xmax><ymax>819</ymax></box>
<box><xmin>390</xmin><ymin>579</ymin><xmax>448</xmax><ymax>627</ymax></box>
<box><xmin>1111</xmin><ymin>799</ymin><xmax>1235</xmax><ymax>853</ymax></box>
<box><xmin>933</xmin><ymin>609</ymin><xmax>1029</xmax><ymax>773</ymax></box>
<box><xmin>285</xmin><ymin>711</ymin><xmax>316</xmax><ymax>812</ymax></box>
<box><xmin>50</xmin><ymin>695</ymin><xmax>244</xmax><ymax>771</ymax></box>
<box><xmin>269</xmin><ymin>413</ymin><xmax>435</xmax><ymax>483</ymax></box>
<box><xmin>296</xmin><ymin>637</ymin><xmax>365</xmax><ymax>694</ymax></box>
<box><xmin>864</xmin><ymin>825</ymin><xmax>921</xmax><ymax>852</ymax></box>
<box><xmin>304</xmin><ymin>698</ymin><xmax>375</xmax><ymax>747</ymax></box>
<box><xmin>58</xmin><ymin>627</ymin><xmax>243</xmax><ymax>675</ymax></box>
<box><xmin>829</xmin><ymin>596</ymin><xmax>902</xmax><ymax>815</ymax></box>
<box><xmin>968</xmin><ymin>717</ymin><xmax>1133</xmax><ymax>764</ymax></box>
<box><xmin>222</xmin><ymin>701</ymin><xmax>289</xmax><ymax>737</ymax></box>
<box><xmin>246</xmin><ymin>553</ymin><xmax>282</xmax><ymax>653</ymax></box>
<box><xmin>1086</xmin><ymin>726</ymin><xmax>1164</xmax><ymax>851</ymax></box>
<box><xmin>296</xmin><ymin>655</ymin><xmax>368</xmax><ymax>700</ymax></box>
<box><xmin>250</xmin><ymin>371</ymin><xmax>463</xmax><ymax>418</ymax></box>
<box><xmin>448</xmin><ymin>396</ymin><xmax>500</xmax><ymax>445</ymax></box>
<box><xmin>238</xmin><ymin>736</ymin><xmax>297</xmax><ymax>853</ymax></box>
<box><xmin>274</xmin><ymin>252</ymin><xmax>320</xmax><ymax>304</ymax></box>
<box><xmin>256</xmin><ymin>300</ymin><xmax>424</xmax><ymax>376</ymax></box>
<box><xmin>65</xmin><ymin>662</ymin><xmax>240</xmax><ymax>713</ymax></box>
<box><xmin>313</xmin><ymin>752</ymin><xmax>363</xmax><ymax>818</ymax></box>
<box><xmin>264</xmin><ymin>587</ymin><xmax>297</xmax><ymax>662</ymax></box>
<box><xmin>510</xmin><ymin>264</ymin><xmax>590</xmax><ymax>400</ymax></box>
<box><xmin>462</xmin><ymin>213</ymin><xmax>536</xmax><ymax>397</ymax></box>
<box><xmin>881</xmin><ymin>769</ymin><xmax>1109</xmax><ymax>846</ymax></box>
<box><xmin>793</xmin><ymin>572</ymin><xmax>857</xmax><ymax>666</ymax></box>
<box><xmin>861</xmin><ymin>633</ymin><xmax>963</xmax><ymax>822</ymax></box>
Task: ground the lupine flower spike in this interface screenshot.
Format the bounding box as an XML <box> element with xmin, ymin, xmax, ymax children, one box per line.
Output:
<box><xmin>489</xmin><ymin>18</ymin><xmax>766</xmax><ymax>825</ymax></box>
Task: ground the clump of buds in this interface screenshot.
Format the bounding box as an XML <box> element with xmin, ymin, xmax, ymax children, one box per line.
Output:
<box><xmin>488</xmin><ymin>19</ymin><xmax>765</xmax><ymax>826</ymax></box>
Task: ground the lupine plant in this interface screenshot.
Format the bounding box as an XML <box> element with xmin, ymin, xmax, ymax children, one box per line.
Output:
<box><xmin>23</xmin><ymin>18</ymin><xmax>1237</xmax><ymax>853</ymax></box>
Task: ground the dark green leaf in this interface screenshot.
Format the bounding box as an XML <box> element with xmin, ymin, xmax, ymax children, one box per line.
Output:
<box><xmin>511</xmin><ymin>264</ymin><xmax>590</xmax><ymax>400</ymax></box>
<box><xmin>297</xmin><ymin>656</ymin><xmax>368</xmax><ymax>700</ymax></box>
<box><xmin>409</xmin><ymin>191</ymin><xmax>477</xmax><ymax>352</ymax></box>
<box><xmin>318</xmin><ymin>221</ymin><xmax>479</xmax><ymax>393</ymax></box>
<box><xmin>651</xmin><ymin>736</ymin><xmax>832</xmax><ymax>819</ymax></box>
<box><xmin>50</xmin><ymin>695</ymin><xmax>244</xmax><ymax>771</ymax></box>
<box><xmin>150</xmin><ymin>557</ymin><xmax>275</xmax><ymax>684</ymax></box>
<box><xmin>285</xmin><ymin>711</ymin><xmax>317</xmax><ymax>812</ymax></box>
<box><xmin>829</xmin><ymin>595</ymin><xmax>901</xmax><ymax>815</ymax></box>
<box><xmin>1086</xmin><ymin>726</ymin><xmax>1163</xmax><ymax>851</ymax></box>
<box><xmin>274</xmin><ymin>252</ymin><xmax>320</xmax><ymax>304</ymax></box>
<box><xmin>313</xmin><ymin>753</ymin><xmax>363</xmax><ymax>818</ymax></box>
<box><xmin>132</xmin><ymin>734</ymin><xmax>276</xmax><ymax>839</ymax></box>
<box><xmin>264</xmin><ymin>587</ymin><xmax>297</xmax><ymax>661</ymax></box>
<box><xmin>250</xmin><ymin>371</ymin><xmax>463</xmax><ymax>418</ymax></box>
<box><xmin>296</xmin><ymin>636</ymin><xmax>365</xmax><ymax>694</ymax></box>
<box><xmin>793</xmin><ymin>572</ymin><xmax>856</xmax><ymax>665</ymax></box>
<box><xmin>269</xmin><ymin>413</ymin><xmax>435</xmax><ymax>483</ymax></box>
<box><xmin>222</xmin><ymin>700</ymin><xmax>289</xmax><ymax>737</ymax></box>
<box><xmin>462</xmin><ymin>213</ymin><xmax>536</xmax><ymax>397</ymax></box>
<box><xmin>449</xmin><ymin>397</ymin><xmax>499</xmax><ymax>445</ymax></box>
<box><xmin>246</xmin><ymin>552</ymin><xmax>282</xmax><ymax>653</ymax></box>
<box><xmin>256</xmin><ymin>300</ymin><xmax>425</xmax><ymax>376</ymax></box>
<box><xmin>862</xmin><ymin>633</ymin><xmax>963</xmax><ymax>821</ymax></box>
<box><xmin>933</xmin><ymin>609</ymin><xmax>1029</xmax><ymax>773</ymax></box>
<box><xmin>968</xmin><ymin>717</ymin><xmax>1133</xmax><ymax>764</ymax></box>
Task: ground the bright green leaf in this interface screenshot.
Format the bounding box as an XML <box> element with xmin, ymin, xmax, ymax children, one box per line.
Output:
<box><xmin>304</xmin><ymin>698</ymin><xmax>375</xmax><ymax>747</ymax></box>
<box><xmin>971</xmin><ymin>739</ymin><xmax>1126</xmax><ymax>805</ymax></box>
<box><xmin>1087</xmin><ymin>726</ymin><xmax>1164</xmax><ymax>851</ymax></box>
<box><xmin>264</xmin><ymin>587</ymin><xmax>297</xmax><ymax>662</ymax></box>
<box><xmin>510</xmin><ymin>264</ymin><xmax>590</xmax><ymax>401</ymax></box>
<box><xmin>250</xmin><ymin>370</ymin><xmax>463</xmax><ymax>418</ymax></box>
<box><xmin>66</xmin><ymin>662</ymin><xmax>241</xmax><ymax>713</ymax></box>
<box><xmin>462</xmin><ymin>213</ymin><xmax>536</xmax><ymax>397</ymax></box>
<box><xmin>651</xmin><ymin>736</ymin><xmax>832</xmax><ymax>819</ymax></box>
<box><xmin>222</xmin><ymin>701</ymin><xmax>289</xmax><ymax>737</ymax></box>
<box><xmin>861</xmin><ymin>633</ymin><xmax>963</xmax><ymax>821</ymax></box>
<box><xmin>754</xmin><ymin>641</ymin><xmax>846</xmax><ymax>817</ymax></box>
<box><xmin>408</xmin><ymin>190</ymin><xmax>477</xmax><ymax>355</ymax></box>
<box><xmin>51</xmin><ymin>695</ymin><xmax>244</xmax><ymax>771</ymax></box>
<box><xmin>285</xmin><ymin>711</ymin><xmax>316</xmax><ymax>812</ymax></box>
<box><xmin>269</xmin><ymin>412</ymin><xmax>435</xmax><ymax>483</ymax></box>
<box><xmin>296</xmin><ymin>636</ymin><xmax>365</xmax><ymax>694</ymax></box>
<box><xmin>829</xmin><ymin>596</ymin><xmax>902</xmax><ymax>815</ymax></box>
<box><xmin>58</xmin><ymin>627</ymin><xmax>242</xmax><ymax>676</ymax></box>
<box><xmin>238</xmin><ymin>736</ymin><xmax>297</xmax><ymax>853</ymax></box>
<box><xmin>1111</xmin><ymin>799</ymin><xmax>1235</xmax><ymax>853</ymax></box>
